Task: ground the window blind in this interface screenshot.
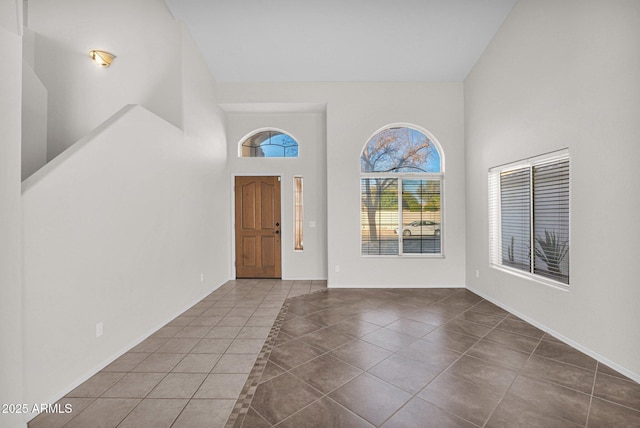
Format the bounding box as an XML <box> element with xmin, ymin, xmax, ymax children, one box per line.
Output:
<box><xmin>500</xmin><ymin>168</ymin><xmax>531</xmax><ymax>272</ymax></box>
<box><xmin>401</xmin><ymin>179</ymin><xmax>441</xmax><ymax>254</ymax></box>
<box><xmin>361</xmin><ymin>178</ymin><xmax>398</xmax><ymax>255</ymax></box>
<box><xmin>533</xmin><ymin>159</ymin><xmax>570</xmax><ymax>283</ymax></box>
<box><xmin>488</xmin><ymin>171</ymin><xmax>500</xmax><ymax>267</ymax></box>
<box><xmin>488</xmin><ymin>150</ymin><xmax>570</xmax><ymax>286</ymax></box>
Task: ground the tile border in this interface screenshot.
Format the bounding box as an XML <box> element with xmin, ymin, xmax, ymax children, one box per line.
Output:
<box><xmin>224</xmin><ymin>296</ymin><xmax>289</xmax><ymax>427</ymax></box>
<box><xmin>225</xmin><ymin>289</ymin><xmax>327</xmax><ymax>428</ymax></box>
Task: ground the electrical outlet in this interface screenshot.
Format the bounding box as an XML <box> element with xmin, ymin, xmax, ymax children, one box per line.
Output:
<box><xmin>96</xmin><ymin>322</ymin><xmax>103</xmax><ymax>338</ymax></box>
<box><xmin>335</xmin><ymin>265</ymin><xmax>340</xmax><ymax>273</ymax></box>
<box><xmin>200</xmin><ymin>273</ymin><xmax>204</xmax><ymax>283</ymax></box>
<box><xmin>475</xmin><ymin>270</ymin><xmax>480</xmax><ymax>278</ymax></box>
<box><xmin>309</xmin><ymin>221</ymin><xmax>316</xmax><ymax>228</ymax></box>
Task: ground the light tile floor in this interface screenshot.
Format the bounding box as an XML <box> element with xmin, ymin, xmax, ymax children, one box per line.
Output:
<box><xmin>28</xmin><ymin>279</ymin><xmax>325</xmax><ymax>428</ymax></box>
<box><xmin>28</xmin><ymin>281</ymin><xmax>640</xmax><ymax>427</ymax></box>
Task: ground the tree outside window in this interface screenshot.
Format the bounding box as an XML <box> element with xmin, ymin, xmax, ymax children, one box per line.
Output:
<box><xmin>360</xmin><ymin>126</ymin><xmax>443</xmax><ymax>256</ymax></box>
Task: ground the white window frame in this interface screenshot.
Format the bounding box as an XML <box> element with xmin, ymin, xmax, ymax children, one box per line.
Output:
<box><xmin>359</xmin><ymin>123</ymin><xmax>445</xmax><ymax>258</ymax></box>
<box><xmin>238</xmin><ymin>127</ymin><xmax>300</xmax><ymax>158</ymax></box>
<box><xmin>489</xmin><ymin>149</ymin><xmax>570</xmax><ymax>290</ymax></box>
<box><xmin>360</xmin><ymin>173</ymin><xmax>445</xmax><ymax>258</ymax></box>
<box><xmin>293</xmin><ymin>176</ymin><xmax>304</xmax><ymax>252</ymax></box>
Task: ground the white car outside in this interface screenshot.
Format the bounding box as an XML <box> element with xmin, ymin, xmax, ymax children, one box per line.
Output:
<box><xmin>395</xmin><ymin>220</ymin><xmax>440</xmax><ymax>236</ymax></box>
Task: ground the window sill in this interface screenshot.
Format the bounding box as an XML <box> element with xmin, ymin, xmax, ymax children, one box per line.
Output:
<box><xmin>362</xmin><ymin>254</ymin><xmax>445</xmax><ymax>259</ymax></box>
<box><xmin>491</xmin><ymin>264</ymin><xmax>569</xmax><ymax>292</ymax></box>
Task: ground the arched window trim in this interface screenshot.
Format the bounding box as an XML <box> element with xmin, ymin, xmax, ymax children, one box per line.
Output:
<box><xmin>238</xmin><ymin>127</ymin><xmax>300</xmax><ymax>158</ymax></box>
<box><xmin>360</xmin><ymin>123</ymin><xmax>445</xmax><ymax>174</ymax></box>
<box><xmin>360</xmin><ymin>123</ymin><xmax>445</xmax><ymax>257</ymax></box>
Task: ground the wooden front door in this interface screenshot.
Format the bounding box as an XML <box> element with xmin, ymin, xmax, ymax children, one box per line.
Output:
<box><xmin>235</xmin><ymin>176</ymin><xmax>282</xmax><ymax>278</ymax></box>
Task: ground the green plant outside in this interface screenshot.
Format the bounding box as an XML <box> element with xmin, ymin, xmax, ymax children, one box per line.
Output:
<box><xmin>534</xmin><ymin>230</ymin><xmax>568</xmax><ymax>275</ymax></box>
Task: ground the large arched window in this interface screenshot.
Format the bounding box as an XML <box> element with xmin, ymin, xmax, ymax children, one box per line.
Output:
<box><xmin>360</xmin><ymin>125</ymin><xmax>444</xmax><ymax>256</ymax></box>
<box><xmin>240</xmin><ymin>129</ymin><xmax>299</xmax><ymax>158</ymax></box>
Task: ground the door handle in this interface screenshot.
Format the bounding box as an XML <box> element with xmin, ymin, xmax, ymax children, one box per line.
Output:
<box><xmin>275</xmin><ymin>230</ymin><xmax>280</xmax><ymax>235</ymax></box>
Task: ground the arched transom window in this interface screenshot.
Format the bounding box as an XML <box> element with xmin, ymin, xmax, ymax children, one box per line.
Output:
<box><xmin>360</xmin><ymin>126</ymin><xmax>444</xmax><ymax>256</ymax></box>
<box><xmin>240</xmin><ymin>129</ymin><xmax>299</xmax><ymax>158</ymax></box>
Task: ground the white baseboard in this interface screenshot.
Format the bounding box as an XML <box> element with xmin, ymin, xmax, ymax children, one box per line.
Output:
<box><xmin>29</xmin><ymin>282</ymin><xmax>226</xmax><ymax>423</ymax></box>
<box><xmin>467</xmin><ymin>285</ymin><xmax>640</xmax><ymax>384</ymax></box>
<box><xmin>327</xmin><ymin>283</ymin><xmax>466</xmax><ymax>289</ymax></box>
<box><xmin>281</xmin><ymin>276</ymin><xmax>328</xmax><ymax>281</ymax></box>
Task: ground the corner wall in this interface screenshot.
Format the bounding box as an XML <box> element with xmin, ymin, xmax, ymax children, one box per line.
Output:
<box><xmin>21</xmin><ymin>105</ymin><xmax>227</xmax><ymax>409</ymax></box>
<box><xmin>465</xmin><ymin>0</ymin><xmax>640</xmax><ymax>379</ymax></box>
<box><xmin>180</xmin><ymin>25</ymin><xmax>230</xmax><ymax>283</ymax></box>
<box><xmin>0</xmin><ymin>16</ymin><xmax>26</xmax><ymax>428</ymax></box>
<box><xmin>28</xmin><ymin>0</ymin><xmax>183</xmax><ymax>161</ymax></box>
<box><xmin>20</xmin><ymin>13</ymin><xmax>230</xmax><ymax>414</ymax></box>
<box><xmin>22</xmin><ymin>28</ymin><xmax>47</xmax><ymax>180</ymax></box>
<box><xmin>218</xmin><ymin>83</ymin><xmax>466</xmax><ymax>288</ymax></box>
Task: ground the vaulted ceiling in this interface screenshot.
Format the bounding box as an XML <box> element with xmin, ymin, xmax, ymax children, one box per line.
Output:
<box><xmin>165</xmin><ymin>0</ymin><xmax>518</xmax><ymax>82</ymax></box>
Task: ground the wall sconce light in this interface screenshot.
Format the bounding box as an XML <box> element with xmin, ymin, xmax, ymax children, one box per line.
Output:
<box><xmin>89</xmin><ymin>50</ymin><xmax>116</xmax><ymax>67</ymax></box>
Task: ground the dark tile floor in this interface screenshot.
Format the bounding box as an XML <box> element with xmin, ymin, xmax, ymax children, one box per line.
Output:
<box><xmin>28</xmin><ymin>281</ymin><xmax>640</xmax><ymax>427</ymax></box>
<box><xmin>230</xmin><ymin>287</ymin><xmax>640</xmax><ymax>428</ymax></box>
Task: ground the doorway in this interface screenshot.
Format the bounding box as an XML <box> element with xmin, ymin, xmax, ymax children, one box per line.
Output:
<box><xmin>234</xmin><ymin>176</ymin><xmax>282</xmax><ymax>278</ymax></box>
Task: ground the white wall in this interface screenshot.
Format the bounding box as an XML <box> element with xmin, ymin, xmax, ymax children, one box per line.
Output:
<box><xmin>22</xmin><ymin>28</ymin><xmax>48</xmax><ymax>181</ymax></box>
<box><xmin>28</xmin><ymin>0</ymin><xmax>183</xmax><ymax>160</ymax></box>
<box><xmin>180</xmin><ymin>25</ymin><xmax>231</xmax><ymax>286</ymax></box>
<box><xmin>465</xmin><ymin>0</ymin><xmax>640</xmax><ymax>379</ymax></box>
<box><xmin>0</xmin><ymin>5</ymin><xmax>26</xmax><ymax>428</ymax></box>
<box><xmin>22</xmin><ymin>68</ymin><xmax>47</xmax><ymax>181</ymax></box>
<box><xmin>218</xmin><ymin>83</ymin><xmax>466</xmax><ymax>288</ymax></box>
<box><xmin>22</xmin><ymin>105</ymin><xmax>228</xmax><ymax>409</ymax></box>
<box><xmin>225</xmin><ymin>110</ymin><xmax>328</xmax><ymax>280</ymax></box>
<box><xmin>20</xmin><ymin>10</ymin><xmax>231</xmax><ymax>414</ymax></box>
